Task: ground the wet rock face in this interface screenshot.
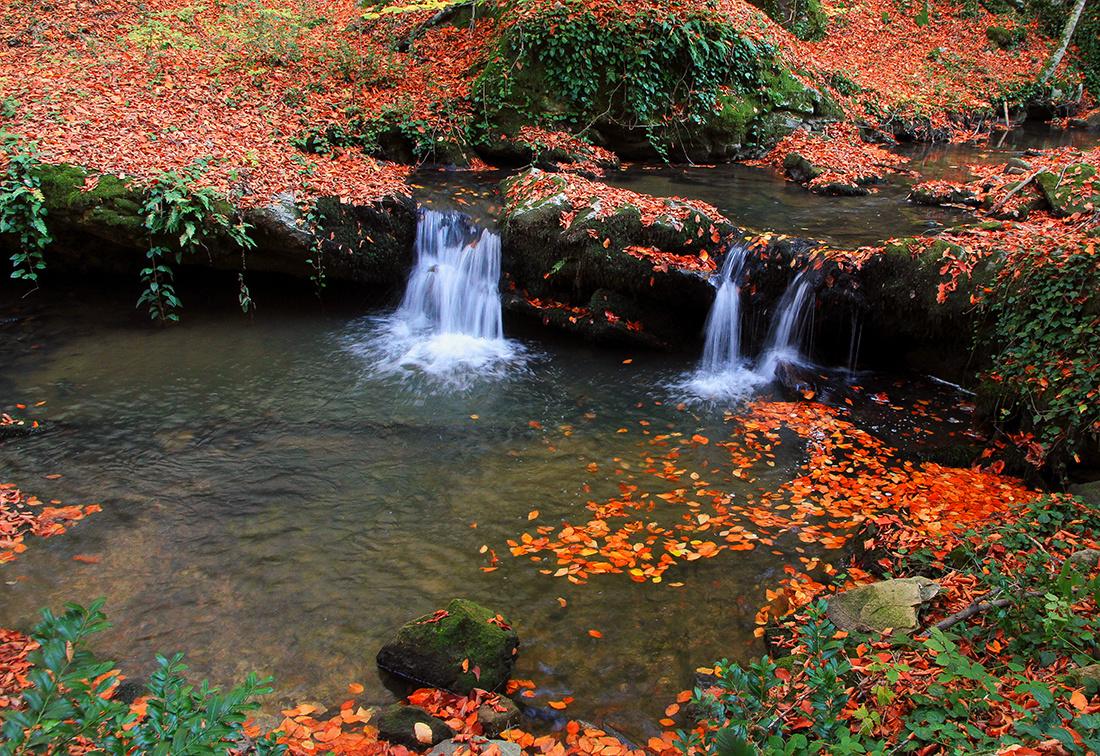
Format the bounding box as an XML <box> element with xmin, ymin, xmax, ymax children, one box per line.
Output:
<box><xmin>375</xmin><ymin>599</ymin><xmax>519</xmax><ymax>695</ymax></box>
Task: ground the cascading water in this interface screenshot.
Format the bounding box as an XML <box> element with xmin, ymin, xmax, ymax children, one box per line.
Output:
<box><xmin>758</xmin><ymin>269</ymin><xmax>814</xmax><ymax>380</ymax></box>
<box><xmin>699</xmin><ymin>242</ymin><xmax>749</xmax><ymax>374</ymax></box>
<box><xmin>356</xmin><ymin>209</ymin><xmax>523</xmax><ymax>383</ymax></box>
<box><xmin>683</xmin><ymin>251</ymin><xmax>817</xmax><ymax>400</ymax></box>
<box><xmin>681</xmin><ymin>243</ymin><xmax>763</xmax><ymax>399</ymax></box>
<box><xmin>397</xmin><ymin>210</ymin><xmax>503</xmax><ymax>340</ymax></box>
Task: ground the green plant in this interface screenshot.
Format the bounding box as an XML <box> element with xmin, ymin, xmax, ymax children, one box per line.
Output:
<box><xmin>139</xmin><ymin>167</ymin><xmax>256</xmax><ymax>323</ymax></box>
<box><xmin>475</xmin><ymin>5</ymin><xmax>774</xmax><ymax>156</ymax></box>
<box><xmin>976</xmin><ymin>239</ymin><xmax>1100</xmax><ymax>475</ymax></box>
<box><xmin>0</xmin><ymin>599</ymin><xmax>286</xmax><ymax>756</ymax></box>
<box><xmin>0</xmin><ymin>138</ymin><xmax>51</xmax><ymax>288</ymax></box>
<box><xmin>676</xmin><ymin>602</ymin><xmax>885</xmax><ymax>756</ymax></box>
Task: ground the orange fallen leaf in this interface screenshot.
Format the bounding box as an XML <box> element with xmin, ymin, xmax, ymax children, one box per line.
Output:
<box><xmin>588</xmin><ymin>630</ymin><xmax>602</xmax><ymax>638</ymax></box>
<box><xmin>348</xmin><ymin>683</ymin><xmax>364</xmax><ymax>694</ymax></box>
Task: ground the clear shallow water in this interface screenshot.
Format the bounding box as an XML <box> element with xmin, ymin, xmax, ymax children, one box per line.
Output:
<box><xmin>0</xmin><ymin>280</ymin><xmax>975</xmax><ymax>740</ymax></box>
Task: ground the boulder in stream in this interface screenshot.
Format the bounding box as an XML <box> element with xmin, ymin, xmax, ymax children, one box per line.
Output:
<box><xmin>825</xmin><ymin>577</ymin><xmax>940</xmax><ymax>633</ymax></box>
<box><xmin>376</xmin><ymin>599</ymin><xmax>519</xmax><ymax>695</ymax></box>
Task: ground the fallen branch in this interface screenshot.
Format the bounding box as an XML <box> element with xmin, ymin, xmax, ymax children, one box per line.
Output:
<box><xmin>931</xmin><ymin>590</ymin><xmax>1044</xmax><ymax>631</ymax></box>
<box><xmin>990</xmin><ymin>167</ymin><xmax>1044</xmax><ymax>212</ymax></box>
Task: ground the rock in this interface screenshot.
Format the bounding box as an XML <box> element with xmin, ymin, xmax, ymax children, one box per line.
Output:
<box><xmin>1069</xmin><ymin>480</ymin><xmax>1100</xmax><ymax>508</ymax></box>
<box><xmin>375</xmin><ymin>705</ymin><xmax>453</xmax><ymax>750</ymax></box>
<box><xmin>1067</xmin><ymin>549</ymin><xmax>1100</xmax><ymax>571</ymax></box>
<box><xmin>782</xmin><ymin>151</ymin><xmax>824</xmax><ymax>183</ymax></box>
<box><xmin>908</xmin><ymin>184</ymin><xmax>980</xmax><ymax>206</ymax></box>
<box><xmin>1004</xmin><ymin>157</ymin><xmax>1033</xmax><ymax>172</ymax></box>
<box><xmin>825</xmin><ymin>577</ymin><xmax>940</xmax><ymax>633</ymax></box>
<box><xmin>498</xmin><ymin>168</ymin><xmax>735</xmax><ymax>346</ymax></box>
<box><xmin>1067</xmin><ymin>108</ymin><xmax>1100</xmax><ymax>130</ymax></box>
<box><xmin>429</xmin><ymin>739</ymin><xmax>523</xmax><ymax>756</ymax></box>
<box><xmin>986</xmin><ymin>25</ymin><xmax>1024</xmax><ymax>49</ymax></box>
<box><xmin>476</xmin><ymin>696</ymin><xmax>520</xmax><ymax>737</ymax></box>
<box><xmin>1034</xmin><ymin>164</ymin><xmax>1098</xmax><ymax>218</ymax></box>
<box><xmin>376</xmin><ymin>599</ymin><xmax>519</xmax><ymax>695</ymax></box>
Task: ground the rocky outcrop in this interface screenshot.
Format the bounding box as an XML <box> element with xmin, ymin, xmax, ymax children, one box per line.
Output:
<box><xmin>375</xmin><ymin>599</ymin><xmax>519</xmax><ymax>695</ymax></box>
<box><xmin>498</xmin><ymin>169</ymin><xmax>739</xmax><ymax>347</ymax></box>
<box><xmin>9</xmin><ymin>163</ymin><xmax>418</xmax><ymax>287</ymax></box>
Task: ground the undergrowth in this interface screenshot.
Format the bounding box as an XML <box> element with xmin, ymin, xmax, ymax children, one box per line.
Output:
<box><xmin>0</xmin><ymin>599</ymin><xmax>285</xmax><ymax>756</ymax></box>
<box><xmin>675</xmin><ymin>496</ymin><xmax>1100</xmax><ymax>755</ymax></box>
<box><xmin>0</xmin><ymin>138</ymin><xmax>51</xmax><ymax>289</ymax></box>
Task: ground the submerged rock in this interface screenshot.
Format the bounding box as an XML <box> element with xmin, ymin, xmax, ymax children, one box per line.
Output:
<box><xmin>375</xmin><ymin>705</ymin><xmax>453</xmax><ymax>749</ymax></box>
<box><xmin>825</xmin><ymin>577</ymin><xmax>940</xmax><ymax>633</ymax></box>
<box><xmin>376</xmin><ymin>599</ymin><xmax>519</xmax><ymax>695</ymax></box>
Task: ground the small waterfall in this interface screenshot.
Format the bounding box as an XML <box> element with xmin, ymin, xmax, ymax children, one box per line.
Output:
<box><xmin>699</xmin><ymin>242</ymin><xmax>750</xmax><ymax>373</ymax></box>
<box><xmin>363</xmin><ymin>209</ymin><xmax>522</xmax><ymax>383</ymax></box>
<box><xmin>759</xmin><ymin>269</ymin><xmax>814</xmax><ymax>380</ymax></box>
<box><xmin>397</xmin><ymin>210</ymin><xmax>503</xmax><ymax>340</ymax></box>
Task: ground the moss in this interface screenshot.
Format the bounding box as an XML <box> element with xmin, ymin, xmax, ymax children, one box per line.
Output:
<box><xmin>34</xmin><ymin>164</ymin><xmax>145</xmax><ymax>242</ymax></box>
<box><xmin>375</xmin><ymin>599</ymin><xmax>519</xmax><ymax>695</ymax></box>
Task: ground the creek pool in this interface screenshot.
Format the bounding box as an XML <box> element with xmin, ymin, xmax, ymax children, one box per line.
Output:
<box><xmin>0</xmin><ymin>275</ymin><xmax>974</xmax><ymax>740</ymax></box>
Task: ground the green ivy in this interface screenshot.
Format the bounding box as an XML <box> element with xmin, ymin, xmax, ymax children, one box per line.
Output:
<box><xmin>476</xmin><ymin>5</ymin><xmax>772</xmax><ymax>154</ymax></box>
<box><xmin>976</xmin><ymin>239</ymin><xmax>1100</xmax><ymax>476</ymax></box>
<box><xmin>139</xmin><ymin>167</ymin><xmax>256</xmax><ymax>323</ymax></box>
<box><xmin>0</xmin><ymin>138</ymin><xmax>51</xmax><ymax>288</ymax></box>
<box><xmin>0</xmin><ymin>599</ymin><xmax>286</xmax><ymax>756</ymax></box>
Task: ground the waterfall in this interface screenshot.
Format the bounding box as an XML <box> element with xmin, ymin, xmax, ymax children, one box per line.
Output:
<box><xmin>758</xmin><ymin>269</ymin><xmax>814</xmax><ymax>380</ymax></box>
<box><xmin>682</xmin><ymin>253</ymin><xmax>817</xmax><ymax>401</ymax></box>
<box><xmin>397</xmin><ymin>210</ymin><xmax>503</xmax><ymax>340</ymax></box>
<box><xmin>699</xmin><ymin>242</ymin><xmax>750</xmax><ymax>373</ymax></box>
<box><xmin>363</xmin><ymin>209</ymin><xmax>522</xmax><ymax>383</ymax></box>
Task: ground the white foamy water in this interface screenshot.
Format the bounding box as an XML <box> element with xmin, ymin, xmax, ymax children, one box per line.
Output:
<box><xmin>354</xmin><ymin>209</ymin><xmax>525</xmax><ymax>387</ymax></box>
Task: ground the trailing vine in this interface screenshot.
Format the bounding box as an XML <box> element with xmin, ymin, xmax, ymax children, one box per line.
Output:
<box><xmin>296</xmin><ymin>199</ymin><xmax>327</xmax><ymax>298</ymax></box>
<box><xmin>139</xmin><ymin>168</ymin><xmax>256</xmax><ymax>323</ymax></box>
<box><xmin>0</xmin><ymin>138</ymin><xmax>51</xmax><ymax>289</ymax></box>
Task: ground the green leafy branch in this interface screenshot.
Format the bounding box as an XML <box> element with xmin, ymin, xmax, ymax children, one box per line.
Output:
<box><xmin>0</xmin><ymin>600</ymin><xmax>286</xmax><ymax>756</ymax></box>
<box><xmin>0</xmin><ymin>137</ymin><xmax>51</xmax><ymax>289</ymax></box>
<box><xmin>139</xmin><ymin>167</ymin><xmax>256</xmax><ymax>323</ymax></box>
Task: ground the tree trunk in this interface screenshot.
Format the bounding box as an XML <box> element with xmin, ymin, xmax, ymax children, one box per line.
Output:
<box><xmin>1038</xmin><ymin>0</ymin><xmax>1089</xmax><ymax>86</ymax></box>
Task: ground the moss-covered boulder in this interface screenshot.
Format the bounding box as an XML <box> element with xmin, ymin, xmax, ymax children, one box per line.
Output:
<box><xmin>825</xmin><ymin>577</ymin><xmax>940</xmax><ymax>633</ymax></box>
<box><xmin>375</xmin><ymin>705</ymin><xmax>453</xmax><ymax>749</ymax></box>
<box><xmin>498</xmin><ymin>169</ymin><xmax>740</xmax><ymax>346</ymax></box>
<box><xmin>472</xmin><ymin>1</ymin><xmax>838</xmax><ymax>163</ymax></box>
<box><xmin>376</xmin><ymin>599</ymin><xmax>520</xmax><ymax>695</ymax></box>
<box><xmin>1034</xmin><ymin>164</ymin><xmax>1099</xmax><ymax>218</ymax></box>
<box><xmin>908</xmin><ymin>182</ymin><xmax>981</xmax><ymax>207</ymax></box>
<box><xmin>10</xmin><ymin>163</ymin><xmax>418</xmax><ymax>288</ymax></box>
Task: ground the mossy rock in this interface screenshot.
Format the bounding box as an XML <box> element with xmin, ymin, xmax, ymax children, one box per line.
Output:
<box><xmin>1069</xmin><ymin>480</ymin><xmax>1100</xmax><ymax>508</ymax></box>
<box><xmin>1034</xmin><ymin>164</ymin><xmax>1098</xmax><ymax>218</ymax></box>
<box><xmin>986</xmin><ymin>25</ymin><xmax>1025</xmax><ymax>49</ymax></box>
<box><xmin>825</xmin><ymin>577</ymin><xmax>940</xmax><ymax>633</ymax></box>
<box><xmin>376</xmin><ymin>599</ymin><xmax>519</xmax><ymax>695</ymax></box>
<box><xmin>1066</xmin><ymin>549</ymin><xmax>1100</xmax><ymax>571</ymax></box>
<box><xmin>375</xmin><ymin>705</ymin><xmax>453</xmax><ymax>750</ymax></box>
<box><xmin>909</xmin><ymin>184</ymin><xmax>980</xmax><ymax>206</ymax></box>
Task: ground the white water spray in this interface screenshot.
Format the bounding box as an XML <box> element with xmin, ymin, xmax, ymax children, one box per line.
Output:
<box><xmin>362</xmin><ymin>209</ymin><xmax>523</xmax><ymax>383</ymax></box>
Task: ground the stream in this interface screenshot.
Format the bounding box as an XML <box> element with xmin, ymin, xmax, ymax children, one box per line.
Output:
<box><xmin>0</xmin><ymin>124</ymin><xmax>1096</xmax><ymax>741</ymax></box>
